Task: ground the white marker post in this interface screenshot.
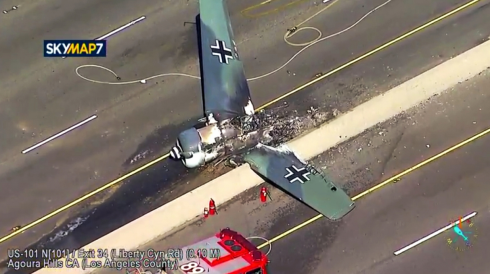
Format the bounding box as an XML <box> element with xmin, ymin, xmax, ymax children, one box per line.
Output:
<box><xmin>393</xmin><ymin>211</ymin><xmax>478</xmax><ymax>256</ymax></box>
<box><xmin>22</xmin><ymin>115</ymin><xmax>97</xmax><ymax>154</ymax></box>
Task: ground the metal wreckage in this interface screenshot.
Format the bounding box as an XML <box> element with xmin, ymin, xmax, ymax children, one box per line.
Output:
<box><xmin>168</xmin><ymin>0</ymin><xmax>355</xmax><ymax>220</ymax></box>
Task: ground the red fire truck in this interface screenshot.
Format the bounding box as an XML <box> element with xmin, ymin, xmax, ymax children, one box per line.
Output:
<box><xmin>138</xmin><ymin>228</ymin><xmax>269</xmax><ymax>274</ymax></box>
<box><xmin>178</xmin><ymin>228</ymin><xmax>268</xmax><ymax>274</ymax></box>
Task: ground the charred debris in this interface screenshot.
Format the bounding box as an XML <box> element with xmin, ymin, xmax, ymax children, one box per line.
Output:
<box><xmin>220</xmin><ymin>104</ymin><xmax>338</xmax><ymax>168</ymax></box>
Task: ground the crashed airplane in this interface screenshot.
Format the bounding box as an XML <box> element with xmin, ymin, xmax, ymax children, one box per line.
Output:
<box><xmin>168</xmin><ymin>0</ymin><xmax>355</xmax><ymax>220</ymax></box>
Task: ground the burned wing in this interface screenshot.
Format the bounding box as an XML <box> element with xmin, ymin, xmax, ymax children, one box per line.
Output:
<box><xmin>244</xmin><ymin>144</ymin><xmax>355</xmax><ymax>220</ymax></box>
<box><xmin>198</xmin><ymin>0</ymin><xmax>253</xmax><ymax>123</ymax></box>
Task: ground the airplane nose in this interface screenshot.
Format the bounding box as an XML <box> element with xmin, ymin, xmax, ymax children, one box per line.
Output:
<box><xmin>169</xmin><ymin>146</ymin><xmax>181</xmax><ymax>160</ymax></box>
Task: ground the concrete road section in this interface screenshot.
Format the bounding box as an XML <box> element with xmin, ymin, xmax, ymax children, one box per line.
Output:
<box><xmin>97</xmin><ymin>69</ymin><xmax>490</xmax><ymax>274</ymax></box>
<box><xmin>1</xmin><ymin>0</ymin><xmax>489</xmax><ymax>256</ymax></box>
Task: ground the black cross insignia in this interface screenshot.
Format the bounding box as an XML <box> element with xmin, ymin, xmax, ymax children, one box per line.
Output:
<box><xmin>284</xmin><ymin>165</ymin><xmax>311</xmax><ymax>184</ymax></box>
<box><xmin>210</xmin><ymin>39</ymin><xmax>234</xmax><ymax>64</ymax></box>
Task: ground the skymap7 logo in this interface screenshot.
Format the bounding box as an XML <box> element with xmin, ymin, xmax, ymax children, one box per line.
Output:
<box><xmin>44</xmin><ymin>40</ymin><xmax>106</xmax><ymax>57</ymax></box>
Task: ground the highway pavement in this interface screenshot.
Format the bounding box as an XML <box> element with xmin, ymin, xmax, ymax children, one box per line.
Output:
<box><xmin>105</xmin><ymin>68</ymin><xmax>490</xmax><ymax>274</ymax></box>
<box><xmin>0</xmin><ymin>0</ymin><xmax>489</xmax><ymax>261</ymax></box>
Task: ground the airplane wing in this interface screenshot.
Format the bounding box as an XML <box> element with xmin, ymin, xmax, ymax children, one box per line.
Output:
<box><xmin>198</xmin><ymin>0</ymin><xmax>252</xmax><ymax>123</ymax></box>
<box><xmin>243</xmin><ymin>144</ymin><xmax>355</xmax><ymax>220</ymax></box>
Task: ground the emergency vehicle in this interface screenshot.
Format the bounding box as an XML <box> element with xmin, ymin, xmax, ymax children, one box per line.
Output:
<box><xmin>143</xmin><ymin>228</ymin><xmax>269</xmax><ymax>274</ymax></box>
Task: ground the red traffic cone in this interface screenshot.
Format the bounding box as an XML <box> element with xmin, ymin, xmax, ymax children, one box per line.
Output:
<box><xmin>260</xmin><ymin>186</ymin><xmax>270</xmax><ymax>203</ymax></box>
<box><xmin>203</xmin><ymin>207</ymin><xmax>209</xmax><ymax>218</ymax></box>
<box><xmin>209</xmin><ymin>199</ymin><xmax>217</xmax><ymax>215</ymax></box>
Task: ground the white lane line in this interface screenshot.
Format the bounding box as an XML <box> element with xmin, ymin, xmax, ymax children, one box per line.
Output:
<box><xmin>22</xmin><ymin>115</ymin><xmax>97</xmax><ymax>154</ymax></box>
<box><xmin>393</xmin><ymin>211</ymin><xmax>478</xmax><ymax>256</ymax></box>
<box><xmin>61</xmin><ymin>16</ymin><xmax>146</xmax><ymax>58</ymax></box>
<box><xmin>95</xmin><ymin>16</ymin><xmax>146</xmax><ymax>40</ymax></box>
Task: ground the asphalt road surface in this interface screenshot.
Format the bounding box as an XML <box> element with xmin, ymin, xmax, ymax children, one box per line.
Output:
<box><xmin>102</xmin><ymin>68</ymin><xmax>490</xmax><ymax>274</ymax></box>
<box><xmin>1</xmin><ymin>0</ymin><xmax>489</xmax><ymax>259</ymax></box>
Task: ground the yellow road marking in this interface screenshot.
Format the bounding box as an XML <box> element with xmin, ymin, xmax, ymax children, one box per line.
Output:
<box><xmin>0</xmin><ymin>154</ymin><xmax>170</xmax><ymax>243</ymax></box>
<box><xmin>257</xmin><ymin>127</ymin><xmax>490</xmax><ymax>249</ymax></box>
<box><xmin>257</xmin><ymin>0</ymin><xmax>483</xmax><ymax>111</ymax></box>
<box><xmin>241</xmin><ymin>0</ymin><xmax>311</xmax><ymax>18</ymax></box>
<box><xmin>0</xmin><ymin>0</ymin><xmax>481</xmax><ymax>244</ymax></box>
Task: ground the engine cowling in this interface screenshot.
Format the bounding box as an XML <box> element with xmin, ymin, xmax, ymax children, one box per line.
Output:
<box><xmin>169</xmin><ymin>128</ymin><xmax>205</xmax><ymax>168</ymax></box>
<box><xmin>169</xmin><ymin>127</ymin><xmax>223</xmax><ymax>169</ymax></box>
